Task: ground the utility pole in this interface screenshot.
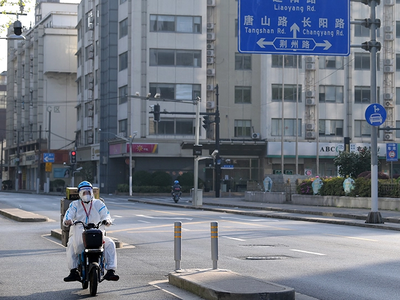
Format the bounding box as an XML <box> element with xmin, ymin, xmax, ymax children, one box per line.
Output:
<box><xmin>215</xmin><ymin>85</ymin><xmax>221</xmax><ymax>198</ymax></box>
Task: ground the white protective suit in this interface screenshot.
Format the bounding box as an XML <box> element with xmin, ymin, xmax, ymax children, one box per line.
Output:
<box><xmin>63</xmin><ymin>199</ymin><xmax>117</xmax><ymax>271</ymax></box>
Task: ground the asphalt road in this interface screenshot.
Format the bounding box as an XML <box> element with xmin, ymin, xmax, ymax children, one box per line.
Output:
<box><xmin>2</xmin><ymin>193</ymin><xmax>400</xmax><ymax>299</ymax></box>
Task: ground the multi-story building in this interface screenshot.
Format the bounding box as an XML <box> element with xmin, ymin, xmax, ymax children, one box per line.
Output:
<box><xmin>74</xmin><ymin>0</ymin><xmax>400</xmax><ymax>195</ymax></box>
<box><xmin>6</xmin><ymin>0</ymin><xmax>78</xmax><ymax>191</ymax></box>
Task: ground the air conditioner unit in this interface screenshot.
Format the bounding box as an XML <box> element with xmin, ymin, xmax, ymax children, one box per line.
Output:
<box><xmin>207</xmin><ymin>43</ymin><xmax>215</xmax><ymax>50</ymax></box>
<box><xmin>305</xmin><ymin>98</ymin><xmax>315</xmax><ymax>105</ymax></box>
<box><xmin>88</xmin><ymin>103</ymin><xmax>94</xmax><ymax>110</ymax></box>
<box><xmin>207</xmin><ymin>33</ymin><xmax>216</xmax><ymax>40</ymax></box>
<box><xmin>305</xmin><ymin>57</ymin><xmax>315</xmax><ymax>63</ymax></box>
<box><xmin>207</xmin><ymin>0</ymin><xmax>215</xmax><ymax>6</ymax></box>
<box><xmin>306</xmin><ymin>124</ymin><xmax>315</xmax><ymax>131</ymax></box>
<box><xmin>384</xmin><ymin>59</ymin><xmax>393</xmax><ymax>66</ymax></box>
<box><xmin>306</xmin><ymin>131</ymin><xmax>316</xmax><ymax>139</ymax></box>
<box><xmin>384</xmin><ymin>26</ymin><xmax>393</xmax><ymax>33</ymax></box>
<box><xmin>207</xmin><ymin>57</ymin><xmax>214</xmax><ymax>64</ymax></box>
<box><xmin>305</xmin><ymin>63</ymin><xmax>315</xmax><ymax>70</ymax></box>
<box><xmin>88</xmin><ymin>23</ymin><xmax>94</xmax><ymax>30</ymax></box>
<box><xmin>385</xmin><ymin>133</ymin><xmax>394</xmax><ymax>140</ymax></box>
<box><xmin>207</xmin><ymin>23</ymin><xmax>214</xmax><ymax>29</ymax></box>
<box><xmin>206</xmin><ymin>101</ymin><xmax>215</xmax><ymax>109</ymax></box>
<box><xmin>88</xmin><ymin>131</ymin><xmax>93</xmax><ymax>137</ymax></box>
<box><xmin>88</xmin><ymin>110</ymin><xmax>93</xmax><ymax>117</ymax></box>
<box><xmin>207</xmin><ymin>68</ymin><xmax>215</xmax><ymax>76</ymax></box>
<box><xmin>207</xmin><ymin>50</ymin><xmax>215</xmax><ymax>57</ymax></box>
<box><xmin>207</xmin><ymin>84</ymin><xmax>214</xmax><ymax>91</ymax></box>
<box><xmin>384</xmin><ymin>66</ymin><xmax>394</xmax><ymax>73</ymax></box>
<box><xmin>88</xmin><ymin>51</ymin><xmax>94</xmax><ymax>59</ymax></box>
<box><xmin>252</xmin><ymin>133</ymin><xmax>261</xmax><ymax>140</ymax></box>
<box><xmin>384</xmin><ymin>0</ymin><xmax>394</xmax><ymax>5</ymax></box>
<box><xmin>88</xmin><ymin>82</ymin><xmax>94</xmax><ymax>90</ymax></box>
<box><xmin>385</xmin><ymin>100</ymin><xmax>394</xmax><ymax>107</ymax></box>
<box><xmin>384</xmin><ymin>93</ymin><xmax>393</xmax><ymax>100</ymax></box>
<box><xmin>384</xmin><ymin>33</ymin><xmax>394</xmax><ymax>41</ymax></box>
<box><xmin>87</xmin><ymin>137</ymin><xmax>93</xmax><ymax>144</ymax></box>
<box><xmin>306</xmin><ymin>91</ymin><xmax>315</xmax><ymax>98</ymax></box>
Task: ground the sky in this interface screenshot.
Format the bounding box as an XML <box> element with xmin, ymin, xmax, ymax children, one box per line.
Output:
<box><xmin>0</xmin><ymin>0</ymin><xmax>79</xmax><ymax>73</ymax></box>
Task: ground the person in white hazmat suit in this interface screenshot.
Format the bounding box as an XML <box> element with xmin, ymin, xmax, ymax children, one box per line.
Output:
<box><xmin>63</xmin><ymin>181</ymin><xmax>119</xmax><ymax>282</ymax></box>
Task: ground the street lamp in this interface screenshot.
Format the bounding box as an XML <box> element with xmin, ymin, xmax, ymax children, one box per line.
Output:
<box><xmin>99</xmin><ymin>129</ymin><xmax>137</xmax><ymax>196</ymax></box>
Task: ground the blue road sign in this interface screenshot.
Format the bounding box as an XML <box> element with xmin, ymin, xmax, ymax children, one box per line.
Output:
<box><xmin>365</xmin><ymin>104</ymin><xmax>386</xmax><ymax>127</ymax></box>
<box><xmin>386</xmin><ymin>143</ymin><xmax>398</xmax><ymax>162</ymax></box>
<box><xmin>238</xmin><ymin>0</ymin><xmax>350</xmax><ymax>56</ymax></box>
<box><xmin>43</xmin><ymin>153</ymin><xmax>55</xmax><ymax>163</ymax></box>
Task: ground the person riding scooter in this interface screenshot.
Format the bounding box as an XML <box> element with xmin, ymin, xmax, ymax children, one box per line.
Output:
<box><xmin>63</xmin><ymin>181</ymin><xmax>119</xmax><ymax>282</ymax></box>
<box><xmin>171</xmin><ymin>180</ymin><xmax>182</xmax><ymax>198</ymax></box>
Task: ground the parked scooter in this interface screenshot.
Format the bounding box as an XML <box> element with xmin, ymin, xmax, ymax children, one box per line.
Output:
<box><xmin>74</xmin><ymin>220</ymin><xmax>108</xmax><ymax>296</ymax></box>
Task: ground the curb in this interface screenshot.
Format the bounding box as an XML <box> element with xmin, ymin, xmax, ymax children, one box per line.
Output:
<box><xmin>169</xmin><ymin>269</ymin><xmax>295</xmax><ymax>300</ymax></box>
<box><xmin>0</xmin><ymin>208</ymin><xmax>48</xmax><ymax>222</ymax></box>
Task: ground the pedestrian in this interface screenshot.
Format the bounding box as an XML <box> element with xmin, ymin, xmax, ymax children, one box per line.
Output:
<box><xmin>63</xmin><ymin>180</ymin><xmax>119</xmax><ymax>282</ymax></box>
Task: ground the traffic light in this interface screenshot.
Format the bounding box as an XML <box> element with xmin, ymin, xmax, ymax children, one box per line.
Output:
<box><xmin>153</xmin><ymin>104</ymin><xmax>160</xmax><ymax>122</ymax></box>
<box><xmin>70</xmin><ymin>150</ymin><xmax>77</xmax><ymax>164</ymax></box>
<box><xmin>13</xmin><ymin>20</ymin><xmax>22</xmax><ymax>36</ymax></box>
<box><xmin>202</xmin><ymin>115</ymin><xmax>210</xmax><ymax>130</ymax></box>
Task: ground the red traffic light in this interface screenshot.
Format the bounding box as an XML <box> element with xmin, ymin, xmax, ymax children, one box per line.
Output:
<box><xmin>70</xmin><ymin>151</ymin><xmax>77</xmax><ymax>164</ymax></box>
<box><xmin>71</xmin><ymin>151</ymin><xmax>76</xmax><ymax>156</ymax></box>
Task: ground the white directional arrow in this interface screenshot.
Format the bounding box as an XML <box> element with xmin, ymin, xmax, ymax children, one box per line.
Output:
<box><xmin>290</xmin><ymin>23</ymin><xmax>300</xmax><ymax>39</ymax></box>
<box><xmin>316</xmin><ymin>40</ymin><xmax>332</xmax><ymax>50</ymax></box>
<box><xmin>257</xmin><ymin>38</ymin><xmax>274</xmax><ymax>48</ymax></box>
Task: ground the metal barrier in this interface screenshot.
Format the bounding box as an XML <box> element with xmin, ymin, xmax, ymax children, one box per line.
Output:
<box><xmin>174</xmin><ymin>221</ymin><xmax>218</xmax><ymax>270</ymax></box>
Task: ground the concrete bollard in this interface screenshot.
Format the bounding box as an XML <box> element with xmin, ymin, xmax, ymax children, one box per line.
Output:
<box><xmin>211</xmin><ymin>221</ymin><xmax>218</xmax><ymax>269</ymax></box>
<box><xmin>174</xmin><ymin>221</ymin><xmax>182</xmax><ymax>270</ymax></box>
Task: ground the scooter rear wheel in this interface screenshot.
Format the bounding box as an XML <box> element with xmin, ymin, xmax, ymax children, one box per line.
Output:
<box><xmin>89</xmin><ymin>268</ymin><xmax>98</xmax><ymax>296</ymax></box>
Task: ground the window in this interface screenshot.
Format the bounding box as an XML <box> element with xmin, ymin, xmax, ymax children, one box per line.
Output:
<box><xmin>150</xmin><ymin>49</ymin><xmax>201</xmax><ymax>67</ymax></box>
<box><xmin>120</xmin><ymin>0</ymin><xmax>127</xmax><ymax>3</ymax></box>
<box><xmin>149</xmin><ymin>83</ymin><xmax>201</xmax><ymax>100</ymax></box>
<box><xmin>319</xmin><ymin>85</ymin><xmax>343</xmax><ymax>103</ymax></box>
<box><xmin>119</xmin><ymin>52</ymin><xmax>128</xmax><ymax>71</ymax></box>
<box><xmin>355</xmin><ymin>86</ymin><xmax>371</xmax><ymax>103</ymax></box>
<box><xmin>234</xmin><ymin>120</ymin><xmax>252</xmax><ymax>137</ymax></box>
<box><xmin>150</xmin><ymin>15</ymin><xmax>201</xmax><ymax>33</ymax></box>
<box><xmin>271</xmin><ymin>119</ymin><xmax>302</xmax><ymax>137</ymax></box>
<box><xmin>354</xmin><ymin>120</ymin><xmax>371</xmax><ymax>137</ymax></box>
<box><xmin>271</xmin><ymin>55</ymin><xmax>302</xmax><ymax>68</ymax></box>
<box><xmin>119</xmin><ymin>18</ymin><xmax>128</xmax><ymax>38</ymax></box>
<box><xmin>396</xmin><ymin>87</ymin><xmax>400</xmax><ymax>105</ymax></box>
<box><xmin>149</xmin><ymin>118</ymin><xmax>195</xmax><ymax>135</ymax></box>
<box><xmin>86</xmin><ymin>11</ymin><xmax>93</xmax><ymax>32</ymax></box>
<box><xmin>396</xmin><ymin>121</ymin><xmax>400</xmax><ymax>138</ymax></box>
<box><xmin>396</xmin><ymin>54</ymin><xmax>400</xmax><ymax>71</ymax></box>
<box><xmin>354</xmin><ymin>24</ymin><xmax>370</xmax><ymax>37</ymax></box>
<box><xmin>119</xmin><ymin>85</ymin><xmax>128</xmax><ymax>104</ymax></box>
<box><xmin>85</xmin><ymin>45</ymin><xmax>94</xmax><ymax>61</ymax></box>
<box><xmin>354</xmin><ymin>53</ymin><xmax>370</xmax><ymax>70</ymax></box>
<box><xmin>85</xmin><ymin>130</ymin><xmax>93</xmax><ymax>144</ymax></box>
<box><xmin>235</xmin><ymin>86</ymin><xmax>251</xmax><ymax>104</ymax></box>
<box><xmin>272</xmin><ymin>84</ymin><xmax>302</xmax><ymax>102</ymax></box>
<box><xmin>319</xmin><ymin>56</ymin><xmax>343</xmax><ymax>69</ymax></box>
<box><xmin>235</xmin><ymin>53</ymin><xmax>251</xmax><ymax>70</ymax></box>
<box><xmin>319</xmin><ymin>120</ymin><xmax>344</xmax><ymax>136</ymax></box>
<box><xmin>119</xmin><ymin>119</ymin><xmax>127</xmax><ymax>136</ymax></box>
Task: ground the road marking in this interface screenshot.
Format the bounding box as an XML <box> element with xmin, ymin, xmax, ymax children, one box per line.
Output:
<box><xmin>291</xmin><ymin>249</ymin><xmax>326</xmax><ymax>256</ymax></box>
<box><xmin>136</xmin><ymin>214</ymin><xmax>193</xmax><ymax>220</ymax></box>
<box><xmin>137</xmin><ymin>220</ymin><xmax>150</xmax><ymax>223</ymax></box>
<box><xmin>113</xmin><ymin>215</ymin><xmax>123</xmax><ymax>218</ymax></box>
<box><xmin>220</xmin><ymin>216</ymin><xmax>279</xmax><ymax>222</ymax></box>
<box><xmin>222</xmin><ymin>236</ymin><xmax>246</xmax><ymax>242</ymax></box>
<box><xmin>327</xmin><ymin>234</ymin><xmax>378</xmax><ymax>242</ymax></box>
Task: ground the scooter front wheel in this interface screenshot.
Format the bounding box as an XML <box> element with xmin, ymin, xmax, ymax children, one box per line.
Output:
<box><xmin>89</xmin><ymin>268</ymin><xmax>98</xmax><ymax>296</ymax></box>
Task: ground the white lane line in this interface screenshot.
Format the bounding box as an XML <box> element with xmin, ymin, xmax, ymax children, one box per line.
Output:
<box><xmin>222</xmin><ymin>236</ymin><xmax>246</xmax><ymax>242</ymax></box>
<box><xmin>137</xmin><ymin>220</ymin><xmax>150</xmax><ymax>223</ymax></box>
<box><xmin>220</xmin><ymin>216</ymin><xmax>279</xmax><ymax>222</ymax></box>
<box><xmin>136</xmin><ymin>214</ymin><xmax>193</xmax><ymax>220</ymax></box>
<box><xmin>291</xmin><ymin>249</ymin><xmax>326</xmax><ymax>256</ymax></box>
<box><xmin>113</xmin><ymin>215</ymin><xmax>123</xmax><ymax>218</ymax></box>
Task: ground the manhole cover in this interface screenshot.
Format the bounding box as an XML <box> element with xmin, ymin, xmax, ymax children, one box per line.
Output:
<box><xmin>245</xmin><ymin>255</ymin><xmax>291</xmax><ymax>260</ymax></box>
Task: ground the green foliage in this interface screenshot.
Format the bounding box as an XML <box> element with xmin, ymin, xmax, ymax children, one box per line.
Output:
<box><xmin>132</xmin><ymin>170</ymin><xmax>152</xmax><ymax>186</ymax></box>
<box><xmin>319</xmin><ymin>177</ymin><xmax>345</xmax><ymax>196</ymax></box>
<box><xmin>150</xmin><ymin>171</ymin><xmax>173</xmax><ymax>187</ymax></box>
<box><xmin>176</xmin><ymin>172</ymin><xmax>204</xmax><ymax>188</ymax></box>
<box><xmin>296</xmin><ymin>180</ymin><xmax>313</xmax><ymax>195</ymax></box>
<box><xmin>333</xmin><ymin>147</ymin><xmax>371</xmax><ymax>178</ymax></box>
<box><xmin>117</xmin><ymin>184</ymin><xmax>129</xmax><ymax>193</ymax></box>
<box><xmin>348</xmin><ymin>177</ymin><xmax>370</xmax><ymax>197</ymax></box>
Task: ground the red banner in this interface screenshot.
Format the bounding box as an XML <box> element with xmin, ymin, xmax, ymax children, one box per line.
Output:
<box><xmin>127</xmin><ymin>143</ymin><xmax>158</xmax><ymax>153</ymax></box>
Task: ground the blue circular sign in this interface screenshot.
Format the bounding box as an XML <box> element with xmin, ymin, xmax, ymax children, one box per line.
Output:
<box><xmin>365</xmin><ymin>104</ymin><xmax>386</xmax><ymax>126</ymax></box>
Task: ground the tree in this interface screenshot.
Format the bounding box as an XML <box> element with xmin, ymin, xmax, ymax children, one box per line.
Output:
<box><xmin>333</xmin><ymin>147</ymin><xmax>372</xmax><ymax>178</ymax></box>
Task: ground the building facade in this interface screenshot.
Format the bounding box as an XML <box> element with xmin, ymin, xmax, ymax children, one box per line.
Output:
<box><xmin>6</xmin><ymin>1</ymin><xmax>78</xmax><ymax>191</ymax></box>
<box><xmin>73</xmin><ymin>0</ymin><xmax>400</xmax><ymax>194</ymax></box>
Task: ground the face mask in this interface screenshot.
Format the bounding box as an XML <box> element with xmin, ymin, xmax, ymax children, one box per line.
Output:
<box><xmin>81</xmin><ymin>194</ymin><xmax>92</xmax><ymax>203</ymax></box>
